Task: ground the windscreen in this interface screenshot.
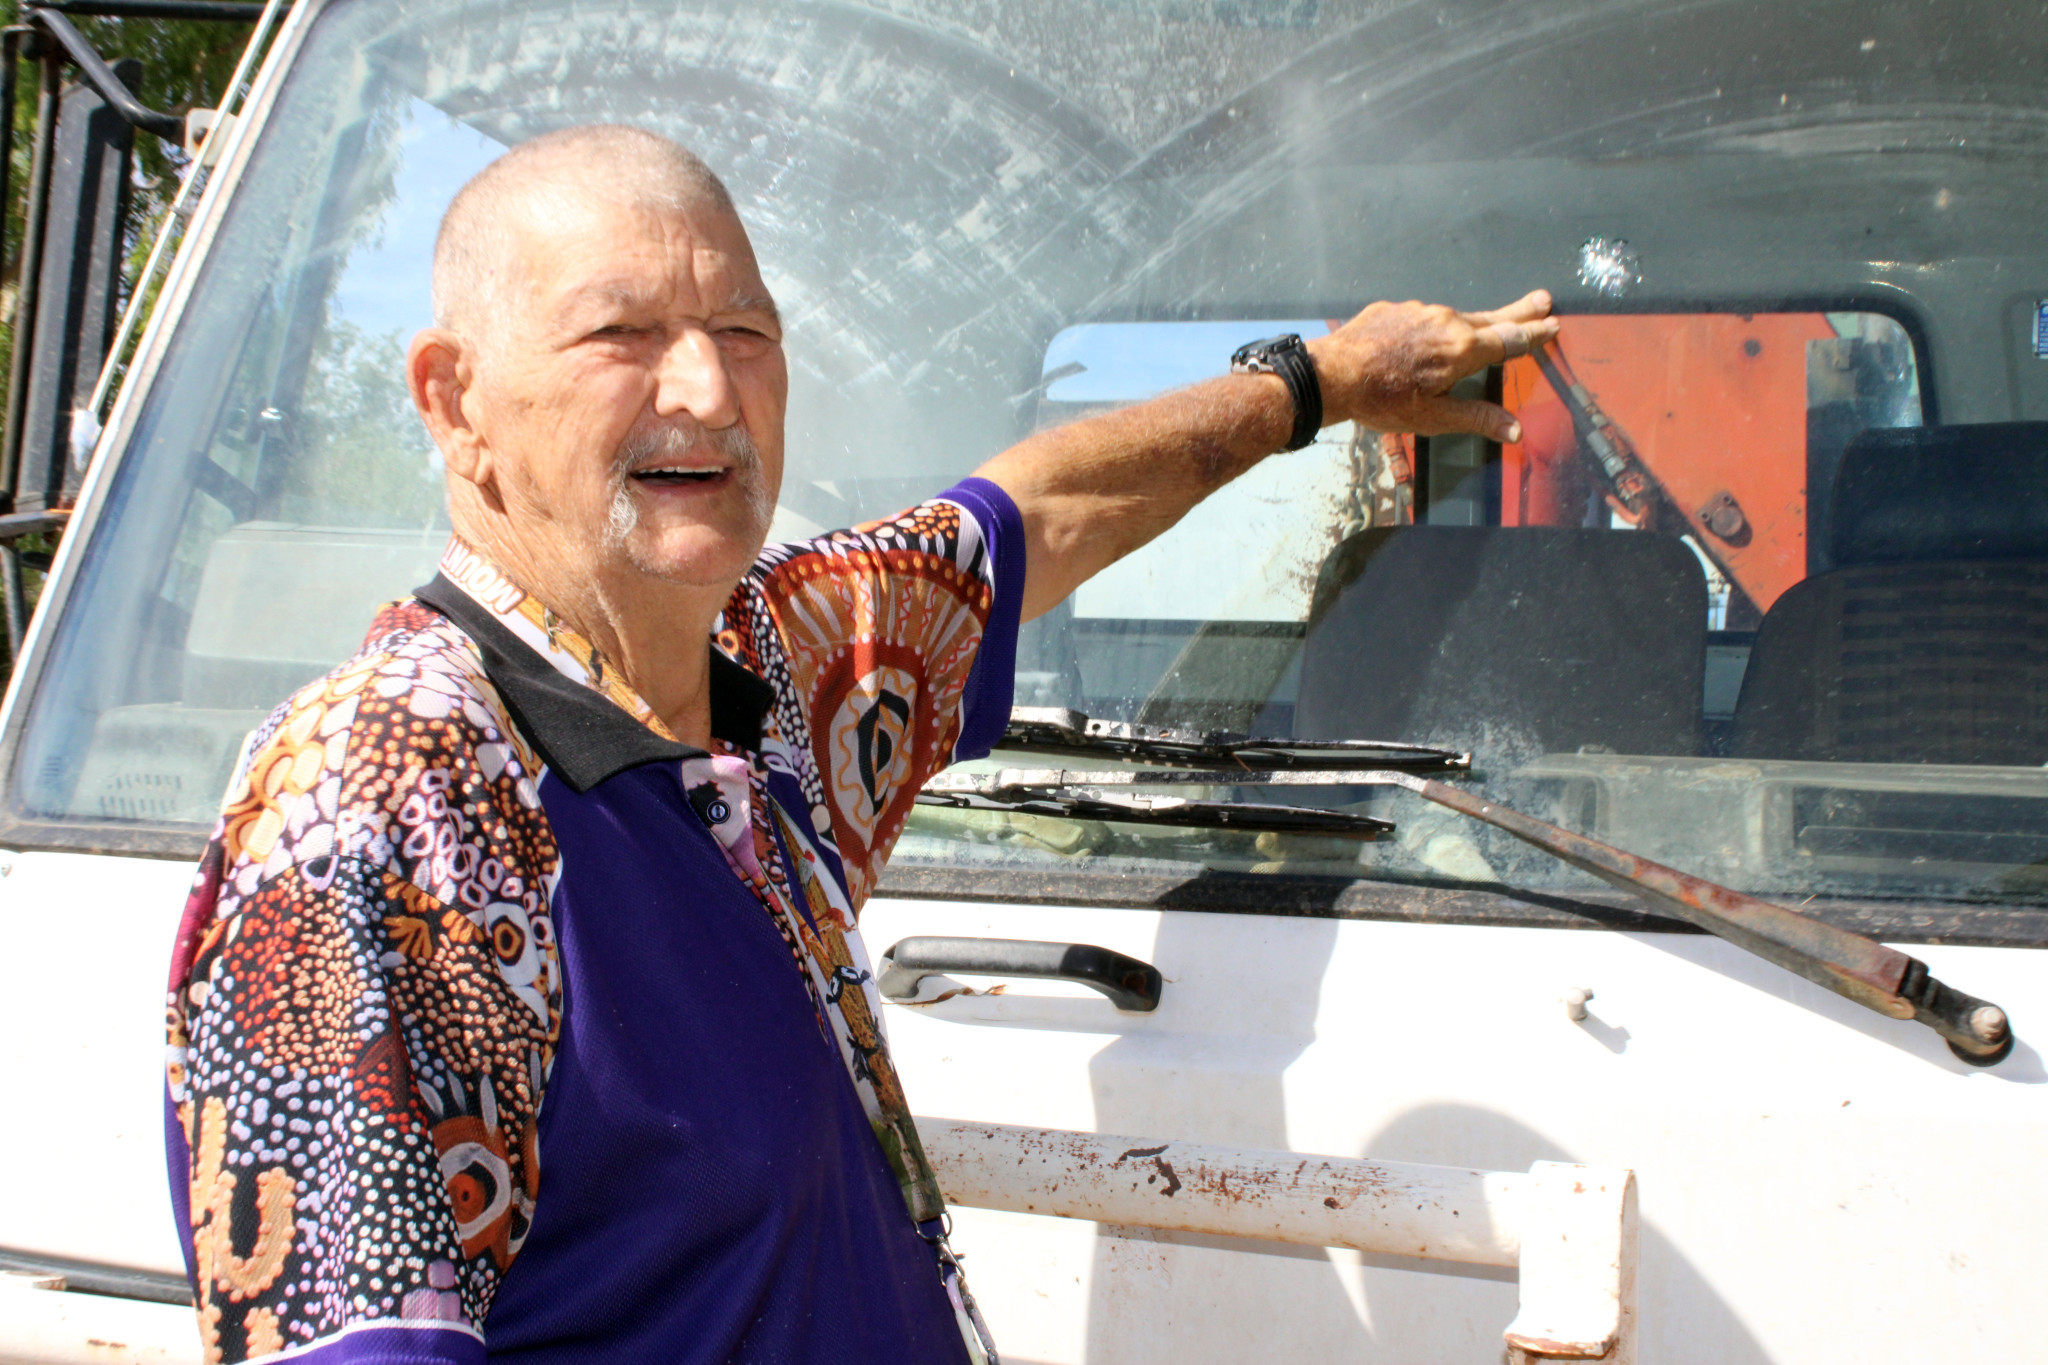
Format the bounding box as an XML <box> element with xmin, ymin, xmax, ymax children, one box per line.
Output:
<box><xmin>10</xmin><ymin>0</ymin><xmax>2048</xmax><ymax>906</ymax></box>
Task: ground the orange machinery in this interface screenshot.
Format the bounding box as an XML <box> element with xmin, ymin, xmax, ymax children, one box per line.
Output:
<box><xmin>1497</xmin><ymin>313</ymin><xmax>1833</xmax><ymax>616</ymax></box>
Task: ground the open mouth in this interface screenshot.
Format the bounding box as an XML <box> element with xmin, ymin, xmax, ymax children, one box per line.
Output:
<box><xmin>629</xmin><ymin>466</ymin><xmax>730</xmax><ymax>488</ymax></box>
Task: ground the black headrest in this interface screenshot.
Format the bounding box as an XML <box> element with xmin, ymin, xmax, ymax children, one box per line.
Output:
<box><xmin>1830</xmin><ymin>422</ymin><xmax>2048</xmax><ymax>567</ymax></box>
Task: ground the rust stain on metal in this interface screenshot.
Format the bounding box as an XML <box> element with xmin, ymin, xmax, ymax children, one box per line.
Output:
<box><xmin>1504</xmin><ymin>1331</ymin><xmax>1616</xmax><ymax>1359</ymax></box>
<box><xmin>926</xmin><ymin>1121</ymin><xmax>1509</xmax><ymax>1259</ymax></box>
<box><xmin>899</xmin><ymin>983</ymin><xmax>1007</xmax><ymax>1007</ymax></box>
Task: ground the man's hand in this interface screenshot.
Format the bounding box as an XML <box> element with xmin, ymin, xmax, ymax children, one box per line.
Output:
<box><xmin>1307</xmin><ymin>289</ymin><xmax>1558</xmax><ymax>443</ymax></box>
<box><xmin>975</xmin><ymin>288</ymin><xmax>1558</xmax><ymax>621</ymax></box>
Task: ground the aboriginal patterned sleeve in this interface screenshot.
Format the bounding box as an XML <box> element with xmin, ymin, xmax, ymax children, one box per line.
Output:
<box><xmin>164</xmin><ymin>601</ymin><xmax>563</xmax><ymax>1364</ymax></box>
<box><xmin>729</xmin><ymin>475</ymin><xmax>1025</xmax><ymax>904</ymax></box>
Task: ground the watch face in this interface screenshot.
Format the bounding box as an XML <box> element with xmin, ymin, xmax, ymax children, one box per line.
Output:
<box><xmin>1233</xmin><ymin>333</ymin><xmax>1303</xmax><ymax>370</ymax></box>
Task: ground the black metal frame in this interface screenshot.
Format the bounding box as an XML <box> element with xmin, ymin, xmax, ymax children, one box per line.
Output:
<box><xmin>0</xmin><ymin>1</ymin><xmax>259</xmax><ymax>665</ymax></box>
<box><xmin>33</xmin><ymin>2</ymin><xmax>266</xmax><ymax>18</ymax></box>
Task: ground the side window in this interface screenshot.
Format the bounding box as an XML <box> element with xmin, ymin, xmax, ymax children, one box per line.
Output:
<box><xmin>10</xmin><ymin>100</ymin><xmax>491</xmax><ymax>829</ymax></box>
<box><xmin>1016</xmin><ymin>320</ymin><xmax>1363</xmax><ymax>734</ymax></box>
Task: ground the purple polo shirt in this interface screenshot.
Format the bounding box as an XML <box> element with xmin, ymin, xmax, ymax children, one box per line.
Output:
<box><xmin>164</xmin><ymin>480</ymin><xmax>1024</xmax><ymax>1363</ymax></box>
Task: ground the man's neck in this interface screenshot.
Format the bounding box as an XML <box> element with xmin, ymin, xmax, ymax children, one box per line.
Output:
<box><xmin>456</xmin><ymin>522</ymin><xmax>733</xmax><ymax>749</ymax></box>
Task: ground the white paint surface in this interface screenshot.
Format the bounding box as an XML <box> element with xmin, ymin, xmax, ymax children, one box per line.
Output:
<box><xmin>4</xmin><ymin>852</ymin><xmax>2042</xmax><ymax>1363</ymax></box>
<box><xmin>860</xmin><ymin>896</ymin><xmax>2048</xmax><ymax>1364</ymax></box>
<box><xmin>0</xmin><ymin>1281</ymin><xmax>200</xmax><ymax>1365</ymax></box>
<box><xmin>0</xmin><ymin>853</ymin><xmax>198</xmax><ymax>1277</ymax></box>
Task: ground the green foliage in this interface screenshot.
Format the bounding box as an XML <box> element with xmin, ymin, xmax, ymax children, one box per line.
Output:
<box><xmin>0</xmin><ymin>5</ymin><xmax>256</xmax><ymax>646</ymax></box>
<box><xmin>283</xmin><ymin>317</ymin><xmax>442</xmax><ymax>527</ymax></box>
<box><xmin>0</xmin><ymin>3</ymin><xmax>256</xmax><ymax>389</ymax></box>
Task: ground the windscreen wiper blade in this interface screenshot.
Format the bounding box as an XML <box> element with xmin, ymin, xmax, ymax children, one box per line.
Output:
<box><xmin>916</xmin><ymin>785</ymin><xmax>1391</xmax><ymax>839</ymax></box>
<box><xmin>929</xmin><ymin>709</ymin><xmax>2016</xmax><ymax>1067</ymax></box>
<box><xmin>999</xmin><ymin>707</ymin><xmax>1468</xmax><ymax>771</ymax></box>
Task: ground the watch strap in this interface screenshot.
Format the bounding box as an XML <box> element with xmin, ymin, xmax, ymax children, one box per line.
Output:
<box><xmin>1231</xmin><ymin>334</ymin><xmax>1323</xmax><ymax>451</ymax></box>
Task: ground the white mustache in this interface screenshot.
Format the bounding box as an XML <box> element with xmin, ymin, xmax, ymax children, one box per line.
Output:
<box><xmin>614</xmin><ymin>420</ymin><xmax>759</xmax><ymax>473</ymax></box>
<box><xmin>603</xmin><ymin>420</ymin><xmax>774</xmax><ymax>555</ymax></box>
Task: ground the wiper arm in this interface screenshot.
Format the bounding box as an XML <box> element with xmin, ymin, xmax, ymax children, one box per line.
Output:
<box><xmin>1000</xmin><ymin>707</ymin><xmax>1469</xmax><ymax>771</ymax></box>
<box><xmin>1380</xmin><ymin>769</ymin><xmax>2014</xmax><ymax>1067</ymax></box>
<box><xmin>922</xmin><ymin>710</ymin><xmax>2016</xmax><ymax>1067</ymax></box>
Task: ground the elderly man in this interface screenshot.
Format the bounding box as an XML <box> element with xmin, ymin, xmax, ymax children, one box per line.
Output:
<box><xmin>164</xmin><ymin>125</ymin><xmax>1554</xmax><ymax>1365</ymax></box>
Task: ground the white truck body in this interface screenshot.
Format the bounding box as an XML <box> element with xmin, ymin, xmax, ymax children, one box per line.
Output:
<box><xmin>2</xmin><ymin>1</ymin><xmax>2044</xmax><ymax>1361</ymax></box>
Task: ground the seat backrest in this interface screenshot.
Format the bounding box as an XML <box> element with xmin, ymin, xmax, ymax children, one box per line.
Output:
<box><xmin>184</xmin><ymin>521</ymin><xmax>447</xmax><ymax>709</ymax></box>
<box><xmin>1295</xmin><ymin>526</ymin><xmax>1707</xmax><ymax>757</ymax></box>
<box><xmin>1829</xmin><ymin>421</ymin><xmax>2048</xmax><ymax>566</ymax></box>
<box><xmin>1731</xmin><ymin>422</ymin><xmax>2048</xmax><ymax>764</ymax></box>
<box><xmin>1729</xmin><ymin>560</ymin><xmax>2048</xmax><ymax>764</ymax></box>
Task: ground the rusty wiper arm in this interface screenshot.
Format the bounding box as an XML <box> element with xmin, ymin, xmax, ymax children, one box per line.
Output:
<box><xmin>1372</xmin><ymin>769</ymin><xmax>2014</xmax><ymax>1067</ymax></box>
<box><xmin>947</xmin><ymin>717</ymin><xmax>2018</xmax><ymax>1066</ymax></box>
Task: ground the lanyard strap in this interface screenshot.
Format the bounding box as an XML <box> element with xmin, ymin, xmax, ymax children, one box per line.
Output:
<box><xmin>761</xmin><ymin>798</ymin><xmax>998</xmax><ymax>1364</ymax></box>
<box><xmin>765</xmin><ymin>802</ymin><xmax>948</xmax><ymax>1224</ymax></box>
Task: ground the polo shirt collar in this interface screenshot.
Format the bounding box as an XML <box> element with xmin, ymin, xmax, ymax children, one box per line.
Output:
<box><xmin>415</xmin><ymin>538</ymin><xmax>777</xmax><ymax>793</ymax></box>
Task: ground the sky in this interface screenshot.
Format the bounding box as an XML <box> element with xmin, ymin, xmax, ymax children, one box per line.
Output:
<box><xmin>1040</xmin><ymin>319</ymin><xmax>1335</xmax><ymax>403</ymax></box>
<box><xmin>329</xmin><ymin>100</ymin><xmax>507</xmax><ymax>338</ymax></box>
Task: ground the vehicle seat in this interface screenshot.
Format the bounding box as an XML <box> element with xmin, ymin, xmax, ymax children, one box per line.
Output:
<box><xmin>1729</xmin><ymin>422</ymin><xmax>2048</xmax><ymax>764</ymax></box>
<box><xmin>182</xmin><ymin>521</ymin><xmax>447</xmax><ymax>709</ymax></box>
<box><xmin>1294</xmin><ymin>526</ymin><xmax>1707</xmax><ymax>757</ymax></box>
<box><xmin>62</xmin><ymin>522</ymin><xmax>448</xmax><ymax>826</ymax></box>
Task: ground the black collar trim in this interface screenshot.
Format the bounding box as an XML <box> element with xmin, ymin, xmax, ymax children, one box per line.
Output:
<box><xmin>706</xmin><ymin>646</ymin><xmax>778</xmax><ymax>753</ymax></box>
<box><xmin>414</xmin><ymin>573</ymin><xmax>775</xmax><ymax>793</ymax></box>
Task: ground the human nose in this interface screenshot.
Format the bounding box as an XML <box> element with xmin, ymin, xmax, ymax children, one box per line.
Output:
<box><xmin>653</xmin><ymin>326</ymin><xmax>742</xmax><ymax>430</ymax></box>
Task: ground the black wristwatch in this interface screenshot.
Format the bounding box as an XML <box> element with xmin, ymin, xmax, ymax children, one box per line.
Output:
<box><xmin>1230</xmin><ymin>333</ymin><xmax>1323</xmax><ymax>451</ymax></box>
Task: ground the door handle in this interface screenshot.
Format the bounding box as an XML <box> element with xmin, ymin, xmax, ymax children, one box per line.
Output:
<box><xmin>878</xmin><ymin>936</ymin><xmax>1164</xmax><ymax>1012</ymax></box>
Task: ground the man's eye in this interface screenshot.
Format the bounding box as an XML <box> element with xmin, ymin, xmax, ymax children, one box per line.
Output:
<box><xmin>716</xmin><ymin>328</ymin><xmax>777</xmax><ymax>356</ymax></box>
<box><xmin>589</xmin><ymin>324</ymin><xmax>647</xmax><ymax>341</ymax></box>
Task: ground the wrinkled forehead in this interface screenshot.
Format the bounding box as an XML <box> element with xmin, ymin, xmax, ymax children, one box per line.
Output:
<box><xmin>501</xmin><ymin>179</ymin><xmax>767</xmax><ymax>321</ymax></box>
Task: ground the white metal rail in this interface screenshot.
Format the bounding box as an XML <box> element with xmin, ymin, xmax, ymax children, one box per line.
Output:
<box><xmin>2</xmin><ymin>1123</ymin><xmax>1636</xmax><ymax>1363</ymax></box>
<box><xmin>919</xmin><ymin>1118</ymin><xmax>1638</xmax><ymax>1363</ymax></box>
<box><xmin>0</xmin><ymin>1273</ymin><xmax>197</xmax><ymax>1365</ymax></box>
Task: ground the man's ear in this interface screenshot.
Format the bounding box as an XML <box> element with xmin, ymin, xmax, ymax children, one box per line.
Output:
<box><xmin>409</xmin><ymin>327</ymin><xmax>491</xmax><ymax>487</ymax></box>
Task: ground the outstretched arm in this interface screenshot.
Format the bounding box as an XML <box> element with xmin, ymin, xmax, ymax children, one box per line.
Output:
<box><xmin>973</xmin><ymin>291</ymin><xmax>1558</xmax><ymax>622</ymax></box>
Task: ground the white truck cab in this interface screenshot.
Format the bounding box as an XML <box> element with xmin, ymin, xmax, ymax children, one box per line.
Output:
<box><xmin>2</xmin><ymin>1</ymin><xmax>2045</xmax><ymax>1361</ymax></box>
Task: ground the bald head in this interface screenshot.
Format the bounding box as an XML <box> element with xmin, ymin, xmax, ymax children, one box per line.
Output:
<box><xmin>408</xmin><ymin>120</ymin><xmax>786</xmax><ymax>649</ymax></box>
<box><xmin>431</xmin><ymin>124</ymin><xmax>738</xmax><ymax>339</ymax></box>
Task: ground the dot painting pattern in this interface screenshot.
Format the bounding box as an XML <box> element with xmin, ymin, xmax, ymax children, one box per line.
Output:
<box><xmin>166</xmin><ymin>495</ymin><xmax>1001</xmax><ymax>1362</ymax></box>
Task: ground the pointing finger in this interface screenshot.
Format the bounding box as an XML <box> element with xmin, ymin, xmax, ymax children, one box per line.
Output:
<box><xmin>1470</xmin><ymin>310</ymin><xmax>1562</xmax><ymax>364</ymax></box>
<box><xmin>1489</xmin><ymin>321</ymin><xmax>1532</xmax><ymax>362</ymax></box>
<box><xmin>1468</xmin><ymin>313</ymin><xmax>1561</xmax><ymax>365</ymax></box>
<box><xmin>1459</xmin><ymin>289</ymin><xmax>1556</xmax><ymax>328</ymax></box>
<box><xmin>1418</xmin><ymin>394</ymin><xmax>1524</xmax><ymax>444</ymax></box>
